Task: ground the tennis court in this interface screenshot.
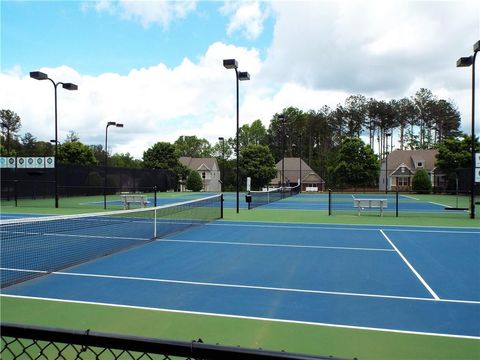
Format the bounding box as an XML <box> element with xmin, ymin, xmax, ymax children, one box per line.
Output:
<box><xmin>2</xmin><ymin>220</ymin><xmax>479</xmax><ymax>336</ymax></box>
<box><xmin>1</xmin><ymin>192</ymin><xmax>479</xmax><ymax>359</ymax></box>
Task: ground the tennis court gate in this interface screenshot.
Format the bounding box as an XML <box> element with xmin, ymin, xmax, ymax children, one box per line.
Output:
<box><xmin>1</xmin><ymin>323</ymin><xmax>339</xmax><ymax>360</ymax></box>
<box><xmin>1</xmin><ymin>163</ymin><xmax>177</xmax><ymax>202</ymax></box>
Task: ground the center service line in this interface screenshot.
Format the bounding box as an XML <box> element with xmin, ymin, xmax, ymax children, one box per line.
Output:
<box><xmin>380</xmin><ymin>229</ymin><xmax>440</xmax><ymax>300</ymax></box>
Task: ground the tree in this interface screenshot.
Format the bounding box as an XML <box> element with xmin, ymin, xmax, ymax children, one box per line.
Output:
<box><xmin>186</xmin><ymin>171</ymin><xmax>203</xmax><ymax>191</ymax></box>
<box><xmin>110</xmin><ymin>153</ymin><xmax>142</xmax><ymax>168</ymax></box>
<box><xmin>143</xmin><ymin>141</ymin><xmax>185</xmax><ymax>175</ymax></box>
<box><xmin>330</xmin><ymin>137</ymin><xmax>379</xmax><ymax>188</ymax></box>
<box><xmin>413</xmin><ymin>88</ymin><xmax>437</xmax><ymax>149</ymax></box>
<box><xmin>343</xmin><ymin>94</ymin><xmax>367</xmax><ymax>137</ymax></box>
<box><xmin>174</xmin><ymin>136</ymin><xmax>212</xmax><ymax>157</ymax></box>
<box><xmin>65</xmin><ymin>130</ymin><xmax>80</xmax><ymax>143</ymax></box>
<box><xmin>0</xmin><ymin>109</ymin><xmax>21</xmax><ymax>155</ymax></box>
<box><xmin>58</xmin><ymin>141</ymin><xmax>98</xmax><ymax>165</ymax></box>
<box><xmin>240</xmin><ymin>144</ymin><xmax>277</xmax><ymax>190</ymax></box>
<box><xmin>239</xmin><ymin>119</ymin><xmax>268</xmax><ymax>148</ymax></box>
<box><xmin>412</xmin><ymin>169</ymin><xmax>432</xmax><ymax>194</ymax></box>
<box><xmin>436</xmin><ymin>135</ymin><xmax>480</xmax><ymax>189</ymax></box>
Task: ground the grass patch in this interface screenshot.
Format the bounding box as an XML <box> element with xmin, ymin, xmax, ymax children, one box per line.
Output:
<box><xmin>2</xmin><ymin>296</ymin><xmax>479</xmax><ymax>360</ymax></box>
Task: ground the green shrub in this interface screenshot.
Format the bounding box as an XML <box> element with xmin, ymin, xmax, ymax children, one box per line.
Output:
<box><xmin>412</xmin><ymin>169</ymin><xmax>432</xmax><ymax>194</ymax></box>
<box><xmin>186</xmin><ymin>171</ymin><xmax>203</xmax><ymax>192</ymax></box>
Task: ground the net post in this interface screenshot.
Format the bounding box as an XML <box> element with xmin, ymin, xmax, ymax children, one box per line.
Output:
<box><xmin>153</xmin><ymin>208</ymin><xmax>157</xmax><ymax>238</ymax></box>
<box><xmin>220</xmin><ymin>193</ymin><xmax>224</xmax><ymax>219</ymax></box>
<box><xmin>328</xmin><ymin>188</ymin><xmax>332</xmax><ymax>216</ymax></box>
<box><xmin>396</xmin><ymin>189</ymin><xmax>399</xmax><ymax>217</ymax></box>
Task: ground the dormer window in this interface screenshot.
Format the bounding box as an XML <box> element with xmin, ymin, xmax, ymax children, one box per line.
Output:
<box><xmin>417</xmin><ymin>161</ymin><xmax>423</xmax><ymax>168</ymax></box>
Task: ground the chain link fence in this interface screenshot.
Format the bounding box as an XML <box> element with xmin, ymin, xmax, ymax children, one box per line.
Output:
<box><xmin>1</xmin><ymin>323</ymin><xmax>342</xmax><ymax>360</ymax></box>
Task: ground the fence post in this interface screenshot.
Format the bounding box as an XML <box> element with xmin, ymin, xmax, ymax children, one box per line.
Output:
<box><xmin>153</xmin><ymin>186</ymin><xmax>157</xmax><ymax>207</ymax></box>
<box><xmin>14</xmin><ymin>180</ymin><xmax>18</xmax><ymax>207</ymax></box>
<box><xmin>396</xmin><ymin>189</ymin><xmax>399</xmax><ymax>217</ymax></box>
<box><xmin>328</xmin><ymin>188</ymin><xmax>332</xmax><ymax>216</ymax></box>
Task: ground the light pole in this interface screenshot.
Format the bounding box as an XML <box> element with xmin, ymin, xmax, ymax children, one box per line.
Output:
<box><xmin>30</xmin><ymin>71</ymin><xmax>77</xmax><ymax>208</ymax></box>
<box><xmin>457</xmin><ymin>40</ymin><xmax>479</xmax><ymax>220</ymax></box>
<box><xmin>223</xmin><ymin>59</ymin><xmax>250</xmax><ymax>213</ymax></box>
<box><xmin>218</xmin><ymin>137</ymin><xmax>225</xmax><ymax>192</ymax></box>
<box><xmin>104</xmin><ymin>122</ymin><xmax>124</xmax><ymax>209</ymax></box>
<box><xmin>278</xmin><ymin>114</ymin><xmax>286</xmax><ymax>191</ymax></box>
<box><xmin>385</xmin><ymin>132</ymin><xmax>392</xmax><ymax>194</ymax></box>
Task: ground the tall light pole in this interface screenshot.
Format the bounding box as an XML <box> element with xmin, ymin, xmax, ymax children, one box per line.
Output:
<box><xmin>385</xmin><ymin>132</ymin><xmax>392</xmax><ymax>194</ymax></box>
<box><xmin>223</xmin><ymin>59</ymin><xmax>250</xmax><ymax>213</ymax></box>
<box><xmin>457</xmin><ymin>40</ymin><xmax>479</xmax><ymax>220</ymax></box>
<box><xmin>104</xmin><ymin>122</ymin><xmax>124</xmax><ymax>209</ymax></box>
<box><xmin>278</xmin><ymin>114</ymin><xmax>286</xmax><ymax>191</ymax></box>
<box><xmin>30</xmin><ymin>71</ymin><xmax>78</xmax><ymax>208</ymax></box>
<box><xmin>218</xmin><ymin>137</ymin><xmax>225</xmax><ymax>192</ymax></box>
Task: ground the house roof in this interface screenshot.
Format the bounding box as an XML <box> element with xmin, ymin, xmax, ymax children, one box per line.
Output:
<box><xmin>383</xmin><ymin>149</ymin><xmax>438</xmax><ymax>175</ymax></box>
<box><xmin>271</xmin><ymin>157</ymin><xmax>324</xmax><ymax>184</ymax></box>
<box><xmin>179</xmin><ymin>157</ymin><xmax>218</xmax><ymax>171</ymax></box>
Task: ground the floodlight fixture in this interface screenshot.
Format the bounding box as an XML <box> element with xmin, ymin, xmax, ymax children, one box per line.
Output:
<box><xmin>474</xmin><ymin>40</ymin><xmax>480</xmax><ymax>52</ymax></box>
<box><xmin>223</xmin><ymin>59</ymin><xmax>238</xmax><ymax>69</ymax></box>
<box><xmin>62</xmin><ymin>83</ymin><xmax>78</xmax><ymax>91</ymax></box>
<box><xmin>239</xmin><ymin>72</ymin><xmax>250</xmax><ymax>81</ymax></box>
<box><xmin>30</xmin><ymin>71</ymin><xmax>48</xmax><ymax>80</ymax></box>
<box><xmin>457</xmin><ymin>56</ymin><xmax>474</xmax><ymax>67</ymax></box>
<box><xmin>116</xmin><ymin>123</ymin><xmax>124</xmax><ymax>128</ymax></box>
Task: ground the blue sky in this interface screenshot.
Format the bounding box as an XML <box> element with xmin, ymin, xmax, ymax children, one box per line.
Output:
<box><xmin>1</xmin><ymin>1</ymin><xmax>479</xmax><ymax>158</ymax></box>
<box><xmin>2</xmin><ymin>1</ymin><xmax>273</xmax><ymax>75</ymax></box>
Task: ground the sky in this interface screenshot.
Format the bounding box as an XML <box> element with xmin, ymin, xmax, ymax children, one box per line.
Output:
<box><xmin>1</xmin><ymin>0</ymin><xmax>480</xmax><ymax>159</ymax></box>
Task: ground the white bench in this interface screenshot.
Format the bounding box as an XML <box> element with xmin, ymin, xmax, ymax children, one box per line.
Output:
<box><xmin>353</xmin><ymin>198</ymin><xmax>387</xmax><ymax>216</ymax></box>
<box><xmin>121</xmin><ymin>194</ymin><xmax>148</xmax><ymax>209</ymax></box>
<box><xmin>305</xmin><ymin>186</ymin><xmax>318</xmax><ymax>192</ymax></box>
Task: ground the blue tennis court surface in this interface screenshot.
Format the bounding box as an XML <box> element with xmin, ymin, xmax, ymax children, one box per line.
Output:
<box><xmin>2</xmin><ymin>220</ymin><xmax>479</xmax><ymax>338</ymax></box>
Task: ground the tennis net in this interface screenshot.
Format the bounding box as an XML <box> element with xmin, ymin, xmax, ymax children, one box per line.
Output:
<box><xmin>0</xmin><ymin>194</ymin><xmax>222</xmax><ymax>288</ymax></box>
<box><xmin>248</xmin><ymin>185</ymin><xmax>301</xmax><ymax>209</ymax></box>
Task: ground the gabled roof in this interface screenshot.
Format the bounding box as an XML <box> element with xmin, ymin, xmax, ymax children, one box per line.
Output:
<box><xmin>179</xmin><ymin>157</ymin><xmax>218</xmax><ymax>171</ymax></box>
<box><xmin>383</xmin><ymin>149</ymin><xmax>438</xmax><ymax>175</ymax></box>
<box><xmin>271</xmin><ymin>157</ymin><xmax>325</xmax><ymax>184</ymax></box>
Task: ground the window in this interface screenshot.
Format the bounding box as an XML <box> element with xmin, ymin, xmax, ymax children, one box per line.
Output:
<box><xmin>202</xmin><ymin>172</ymin><xmax>206</xmax><ymax>179</ymax></box>
<box><xmin>398</xmin><ymin>176</ymin><xmax>409</xmax><ymax>186</ymax></box>
<box><xmin>401</xmin><ymin>167</ymin><xmax>405</xmax><ymax>173</ymax></box>
<box><xmin>417</xmin><ymin>161</ymin><xmax>423</xmax><ymax>168</ymax></box>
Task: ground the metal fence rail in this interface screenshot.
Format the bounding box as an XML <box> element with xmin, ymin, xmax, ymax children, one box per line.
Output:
<box><xmin>1</xmin><ymin>323</ymin><xmax>343</xmax><ymax>360</ymax></box>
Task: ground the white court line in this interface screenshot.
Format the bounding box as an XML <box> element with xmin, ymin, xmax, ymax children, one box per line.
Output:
<box><xmin>429</xmin><ymin>201</ymin><xmax>450</xmax><ymax>208</ymax></box>
<box><xmin>1</xmin><ymin>294</ymin><xmax>478</xmax><ymax>340</ymax></box>
<box><xmin>209</xmin><ymin>222</ymin><xmax>480</xmax><ymax>235</ymax></box>
<box><xmin>401</xmin><ymin>195</ymin><xmax>419</xmax><ymax>200</ymax></box>
<box><xmin>380</xmin><ymin>230</ymin><xmax>440</xmax><ymax>300</ymax></box>
<box><xmin>160</xmin><ymin>239</ymin><xmax>395</xmax><ymax>252</ymax></box>
<box><xmin>4</xmin><ymin>268</ymin><xmax>477</xmax><ymax>305</ymax></box>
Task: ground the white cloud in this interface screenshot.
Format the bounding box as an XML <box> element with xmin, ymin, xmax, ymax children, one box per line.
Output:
<box><xmin>221</xmin><ymin>1</ymin><xmax>267</xmax><ymax>40</ymax></box>
<box><xmin>86</xmin><ymin>0</ymin><xmax>197</xmax><ymax>28</ymax></box>
<box><xmin>3</xmin><ymin>1</ymin><xmax>480</xmax><ymax>161</ymax></box>
<box><xmin>0</xmin><ymin>43</ymin><xmax>263</xmax><ymax>159</ymax></box>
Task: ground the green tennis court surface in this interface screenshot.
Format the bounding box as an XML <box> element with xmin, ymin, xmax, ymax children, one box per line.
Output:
<box><xmin>1</xmin><ymin>192</ymin><xmax>479</xmax><ymax>359</ymax></box>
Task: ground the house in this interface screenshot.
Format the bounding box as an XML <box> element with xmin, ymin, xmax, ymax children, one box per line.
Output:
<box><xmin>270</xmin><ymin>157</ymin><xmax>325</xmax><ymax>191</ymax></box>
<box><xmin>179</xmin><ymin>157</ymin><xmax>221</xmax><ymax>192</ymax></box>
<box><xmin>379</xmin><ymin>149</ymin><xmax>445</xmax><ymax>191</ymax></box>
